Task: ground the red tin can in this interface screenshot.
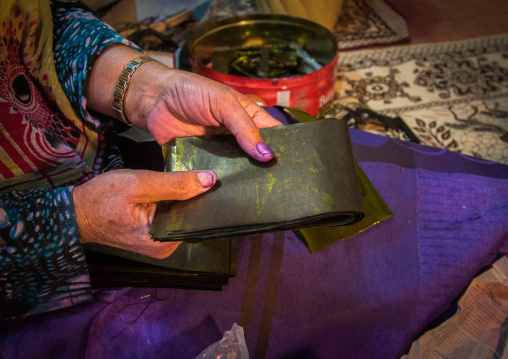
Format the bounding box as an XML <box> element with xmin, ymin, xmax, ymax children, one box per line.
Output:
<box><xmin>183</xmin><ymin>14</ymin><xmax>338</xmax><ymax>116</ymax></box>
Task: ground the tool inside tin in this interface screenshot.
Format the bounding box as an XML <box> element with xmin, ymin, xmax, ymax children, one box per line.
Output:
<box><xmin>211</xmin><ymin>43</ymin><xmax>323</xmax><ymax>78</ymax></box>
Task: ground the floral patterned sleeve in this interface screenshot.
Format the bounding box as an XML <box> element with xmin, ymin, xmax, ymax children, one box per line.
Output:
<box><xmin>1</xmin><ymin>1</ymin><xmax>138</xmax><ymax>323</ymax></box>
<box><xmin>50</xmin><ymin>1</ymin><xmax>142</xmax><ymax>133</ymax></box>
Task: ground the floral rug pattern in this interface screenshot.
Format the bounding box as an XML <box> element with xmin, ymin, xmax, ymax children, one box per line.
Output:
<box><xmin>334</xmin><ymin>0</ymin><xmax>408</xmax><ymax>50</ymax></box>
<box><xmin>322</xmin><ymin>34</ymin><xmax>508</xmax><ymax>164</ymax></box>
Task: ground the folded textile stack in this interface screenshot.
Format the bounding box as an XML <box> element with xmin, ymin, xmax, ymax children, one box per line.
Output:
<box><xmin>84</xmin><ymin>238</ymin><xmax>237</xmax><ymax>290</ymax></box>
<box><xmin>150</xmin><ymin>119</ymin><xmax>365</xmax><ymax>241</ymax></box>
<box><xmin>83</xmin><ymin>139</ymin><xmax>237</xmax><ymax>290</ymax></box>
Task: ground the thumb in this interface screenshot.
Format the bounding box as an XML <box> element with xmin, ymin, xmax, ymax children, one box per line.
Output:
<box><xmin>223</xmin><ymin>94</ymin><xmax>281</xmax><ymax>163</ymax></box>
<box><xmin>223</xmin><ymin>111</ymin><xmax>276</xmax><ymax>163</ymax></box>
<box><xmin>131</xmin><ymin>170</ymin><xmax>217</xmax><ymax>203</ymax></box>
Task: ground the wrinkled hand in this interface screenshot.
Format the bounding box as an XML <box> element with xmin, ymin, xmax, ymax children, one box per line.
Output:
<box><xmin>123</xmin><ymin>61</ymin><xmax>282</xmax><ymax>162</ymax></box>
<box><xmin>87</xmin><ymin>45</ymin><xmax>281</xmax><ymax>161</ymax></box>
<box><xmin>82</xmin><ymin>46</ymin><xmax>281</xmax><ymax>259</ymax></box>
<box><xmin>73</xmin><ymin>169</ymin><xmax>216</xmax><ymax>259</ymax></box>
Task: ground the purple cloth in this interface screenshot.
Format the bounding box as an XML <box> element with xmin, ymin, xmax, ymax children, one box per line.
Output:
<box><xmin>4</xmin><ymin>127</ymin><xmax>508</xmax><ymax>359</ymax></box>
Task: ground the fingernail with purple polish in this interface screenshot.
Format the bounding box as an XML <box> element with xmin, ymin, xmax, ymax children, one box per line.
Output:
<box><xmin>256</xmin><ymin>141</ymin><xmax>274</xmax><ymax>158</ymax></box>
<box><xmin>197</xmin><ymin>171</ymin><xmax>216</xmax><ymax>188</ymax></box>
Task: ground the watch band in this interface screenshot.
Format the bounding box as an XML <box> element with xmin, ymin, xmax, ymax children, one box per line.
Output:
<box><xmin>112</xmin><ymin>55</ymin><xmax>155</xmax><ymax>126</ymax></box>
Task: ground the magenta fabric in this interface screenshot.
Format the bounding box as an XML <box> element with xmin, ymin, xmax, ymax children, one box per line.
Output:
<box><xmin>3</xmin><ymin>125</ymin><xmax>508</xmax><ymax>359</ymax></box>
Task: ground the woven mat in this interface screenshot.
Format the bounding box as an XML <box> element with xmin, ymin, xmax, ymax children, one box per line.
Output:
<box><xmin>321</xmin><ymin>34</ymin><xmax>508</xmax><ymax>164</ymax></box>
<box><xmin>213</xmin><ymin>0</ymin><xmax>409</xmax><ymax>50</ymax></box>
<box><xmin>334</xmin><ymin>0</ymin><xmax>408</xmax><ymax>50</ymax></box>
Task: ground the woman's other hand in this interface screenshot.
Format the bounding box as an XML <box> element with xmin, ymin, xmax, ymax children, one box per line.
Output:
<box><xmin>73</xmin><ymin>169</ymin><xmax>216</xmax><ymax>259</ymax></box>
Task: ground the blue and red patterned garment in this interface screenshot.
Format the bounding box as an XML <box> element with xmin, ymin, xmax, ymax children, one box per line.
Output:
<box><xmin>0</xmin><ymin>0</ymin><xmax>139</xmax><ymax>320</ymax></box>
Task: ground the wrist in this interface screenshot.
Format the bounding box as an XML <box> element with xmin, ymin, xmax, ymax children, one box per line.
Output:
<box><xmin>112</xmin><ymin>55</ymin><xmax>156</xmax><ymax>125</ymax></box>
<box><xmin>86</xmin><ymin>44</ymin><xmax>144</xmax><ymax>120</ymax></box>
<box><xmin>72</xmin><ymin>185</ymin><xmax>91</xmax><ymax>244</ymax></box>
<box><xmin>122</xmin><ymin>60</ymin><xmax>177</xmax><ymax>129</ymax></box>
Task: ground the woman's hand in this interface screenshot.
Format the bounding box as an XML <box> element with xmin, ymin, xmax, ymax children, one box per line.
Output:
<box><xmin>87</xmin><ymin>45</ymin><xmax>282</xmax><ymax>162</ymax></box>
<box><xmin>129</xmin><ymin>63</ymin><xmax>280</xmax><ymax>162</ymax></box>
<box><xmin>73</xmin><ymin>169</ymin><xmax>217</xmax><ymax>259</ymax></box>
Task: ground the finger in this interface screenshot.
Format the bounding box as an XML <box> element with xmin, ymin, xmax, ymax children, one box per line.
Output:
<box><xmin>144</xmin><ymin>237</ymin><xmax>182</xmax><ymax>259</ymax></box>
<box><xmin>147</xmin><ymin>202</ymin><xmax>157</xmax><ymax>226</ymax></box>
<box><xmin>235</xmin><ymin>127</ymin><xmax>275</xmax><ymax>163</ymax></box>
<box><xmin>131</xmin><ymin>170</ymin><xmax>217</xmax><ymax>203</ymax></box>
<box><xmin>226</xmin><ymin>94</ymin><xmax>283</xmax><ymax>162</ymax></box>
<box><xmin>240</xmin><ymin>98</ymin><xmax>284</xmax><ymax>130</ymax></box>
<box><xmin>221</xmin><ymin>107</ymin><xmax>276</xmax><ymax>163</ymax></box>
<box><xmin>252</xmin><ymin>110</ymin><xmax>284</xmax><ymax>129</ymax></box>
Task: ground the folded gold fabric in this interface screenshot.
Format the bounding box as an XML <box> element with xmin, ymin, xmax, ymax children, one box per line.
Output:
<box><xmin>296</xmin><ymin>164</ymin><xmax>393</xmax><ymax>253</ymax></box>
<box><xmin>150</xmin><ymin>118</ymin><xmax>365</xmax><ymax>241</ymax></box>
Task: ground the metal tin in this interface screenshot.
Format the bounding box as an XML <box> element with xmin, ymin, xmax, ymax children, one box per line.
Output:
<box><xmin>183</xmin><ymin>14</ymin><xmax>338</xmax><ymax>116</ymax></box>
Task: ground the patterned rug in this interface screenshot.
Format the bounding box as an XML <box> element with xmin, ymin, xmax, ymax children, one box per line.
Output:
<box><xmin>213</xmin><ymin>0</ymin><xmax>409</xmax><ymax>50</ymax></box>
<box><xmin>334</xmin><ymin>0</ymin><xmax>408</xmax><ymax>50</ymax></box>
<box><xmin>320</xmin><ymin>34</ymin><xmax>508</xmax><ymax>165</ymax></box>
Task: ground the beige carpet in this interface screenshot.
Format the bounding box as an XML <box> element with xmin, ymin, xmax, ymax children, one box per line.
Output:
<box><xmin>322</xmin><ymin>34</ymin><xmax>508</xmax><ymax>164</ymax></box>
